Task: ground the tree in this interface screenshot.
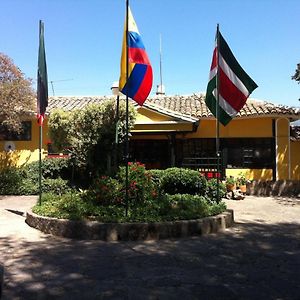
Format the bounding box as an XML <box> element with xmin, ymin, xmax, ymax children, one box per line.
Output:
<box><xmin>291</xmin><ymin>63</ymin><xmax>300</xmax><ymax>84</ymax></box>
<box><xmin>48</xmin><ymin>99</ymin><xmax>137</xmax><ymax>178</ymax></box>
<box><xmin>0</xmin><ymin>53</ymin><xmax>35</xmax><ymax>132</ymax></box>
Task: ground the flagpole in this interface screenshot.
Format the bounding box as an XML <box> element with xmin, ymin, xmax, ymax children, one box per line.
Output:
<box><xmin>38</xmin><ymin>21</ymin><xmax>43</xmax><ymax>206</ymax></box>
<box><xmin>38</xmin><ymin>121</ymin><xmax>42</xmax><ymax>205</ymax></box>
<box><xmin>125</xmin><ymin>0</ymin><xmax>129</xmax><ymax>216</ymax></box>
<box><xmin>115</xmin><ymin>94</ymin><xmax>120</xmax><ymax>144</ymax></box>
<box><xmin>216</xmin><ymin>24</ymin><xmax>221</xmax><ymax>203</ymax></box>
<box><xmin>37</xmin><ymin>20</ymin><xmax>48</xmax><ymax>206</ymax></box>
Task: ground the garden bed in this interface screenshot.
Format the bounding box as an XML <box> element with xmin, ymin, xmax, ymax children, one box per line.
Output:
<box><xmin>26</xmin><ymin>209</ymin><xmax>234</xmax><ymax>241</ymax></box>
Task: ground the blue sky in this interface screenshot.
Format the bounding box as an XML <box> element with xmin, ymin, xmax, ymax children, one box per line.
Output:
<box><xmin>1</xmin><ymin>0</ymin><xmax>299</xmax><ymax>107</ymax></box>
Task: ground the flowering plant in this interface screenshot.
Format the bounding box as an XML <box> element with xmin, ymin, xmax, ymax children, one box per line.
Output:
<box><xmin>92</xmin><ymin>175</ymin><xmax>122</xmax><ymax>205</ymax></box>
<box><xmin>118</xmin><ymin>162</ymin><xmax>158</xmax><ymax>205</ymax></box>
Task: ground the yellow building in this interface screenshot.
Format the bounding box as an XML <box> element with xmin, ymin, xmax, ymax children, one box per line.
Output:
<box><xmin>1</xmin><ymin>94</ymin><xmax>299</xmax><ymax>181</ymax></box>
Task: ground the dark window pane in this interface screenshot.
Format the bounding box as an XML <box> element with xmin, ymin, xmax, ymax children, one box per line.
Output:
<box><xmin>222</xmin><ymin>138</ymin><xmax>274</xmax><ymax>168</ymax></box>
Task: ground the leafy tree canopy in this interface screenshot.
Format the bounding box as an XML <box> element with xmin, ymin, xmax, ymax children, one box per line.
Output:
<box><xmin>0</xmin><ymin>53</ymin><xmax>35</xmax><ymax>132</ymax></box>
<box><xmin>48</xmin><ymin>99</ymin><xmax>136</xmax><ymax>175</ymax></box>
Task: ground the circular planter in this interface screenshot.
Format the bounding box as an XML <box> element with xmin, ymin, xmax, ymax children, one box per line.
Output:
<box><xmin>26</xmin><ymin>209</ymin><xmax>234</xmax><ymax>241</ymax></box>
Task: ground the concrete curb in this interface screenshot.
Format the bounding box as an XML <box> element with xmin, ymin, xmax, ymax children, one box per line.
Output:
<box><xmin>26</xmin><ymin>209</ymin><xmax>234</xmax><ymax>241</ymax></box>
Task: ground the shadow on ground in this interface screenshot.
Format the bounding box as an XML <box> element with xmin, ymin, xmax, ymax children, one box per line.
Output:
<box><xmin>274</xmin><ymin>196</ymin><xmax>300</xmax><ymax>206</ymax></box>
<box><xmin>1</xmin><ymin>220</ymin><xmax>300</xmax><ymax>300</ymax></box>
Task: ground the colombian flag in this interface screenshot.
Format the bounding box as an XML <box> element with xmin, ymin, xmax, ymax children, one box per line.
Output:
<box><xmin>119</xmin><ymin>7</ymin><xmax>153</xmax><ymax>106</ymax></box>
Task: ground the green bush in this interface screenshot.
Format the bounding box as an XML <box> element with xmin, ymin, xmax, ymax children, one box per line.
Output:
<box><xmin>209</xmin><ymin>201</ymin><xmax>227</xmax><ymax>216</ymax></box>
<box><xmin>164</xmin><ymin>194</ymin><xmax>209</xmax><ymax>219</ymax></box>
<box><xmin>159</xmin><ymin>168</ymin><xmax>207</xmax><ymax>195</ymax></box>
<box><xmin>163</xmin><ymin>193</ymin><xmax>226</xmax><ymax>220</ymax></box>
<box><xmin>148</xmin><ymin>169</ymin><xmax>164</xmax><ymax>193</ymax></box>
<box><xmin>0</xmin><ymin>164</ymin><xmax>71</xmax><ymax>195</ymax></box>
<box><xmin>19</xmin><ymin>178</ymin><xmax>39</xmax><ymax>195</ymax></box>
<box><xmin>33</xmin><ymin>190</ymin><xmax>227</xmax><ymax>222</ymax></box>
<box><xmin>33</xmin><ymin>192</ymin><xmax>93</xmax><ymax>220</ymax></box>
<box><xmin>206</xmin><ymin>178</ymin><xmax>226</xmax><ymax>202</ymax></box>
<box><xmin>23</xmin><ymin>157</ymin><xmax>70</xmax><ymax>180</ymax></box>
<box><xmin>117</xmin><ymin>162</ymin><xmax>158</xmax><ymax>205</ymax></box>
<box><xmin>42</xmin><ymin>178</ymin><xmax>71</xmax><ymax>195</ymax></box>
<box><xmin>87</xmin><ymin>176</ymin><xmax>122</xmax><ymax>206</ymax></box>
<box><xmin>0</xmin><ymin>167</ymin><xmax>24</xmax><ymax>195</ymax></box>
<box><xmin>148</xmin><ymin>169</ymin><xmax>164</xmax><ymax>184</ymax></box>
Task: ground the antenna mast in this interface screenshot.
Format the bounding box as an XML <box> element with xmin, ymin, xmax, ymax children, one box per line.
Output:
<box><xmin>49</xmin><ymin>78</ymin><xmax>74</xmax><ymax>96</ymax></box>
<box><xmin>157</xmin><ymin>34</ymin><xmax>165</xmax><ymax>95</ymax></box>
<box><xmin>159</xmin><ymin>33</ymin><xmax>163</xmax><ymax>88</ymax></box>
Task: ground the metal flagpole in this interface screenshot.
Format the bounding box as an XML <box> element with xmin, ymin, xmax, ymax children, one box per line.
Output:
<box><xmin>38</xmin><ymin>21</ymin><xmax>43</xmax><ymax>206</ymax></box>
<box><xmin>115</xmin><ymin>95</ymin><xmax>120</xmax><ymax>144</ymax></box>
<box><xmin>38</xmin><ymin>120</ymin><xmax>42</xmax><ymax>205</ymax></box>
<box><xmin>125</xmin><ymin>0</ymin><xmax>129</xmax><ymax>216</ymax></box>
<box><xmin>113</xmin><ymin>94</ymin><xmax>120</xmax><ymax>176</ymax></box>
<box><xmin>216</xmin><ymin>24</ymin><xmax>221</xmax><ymax>203</ymax></box>
<box><xmin>37</xmin><ymin>20</ymin><xmax>48</xmax><ymax>206</ymax></box>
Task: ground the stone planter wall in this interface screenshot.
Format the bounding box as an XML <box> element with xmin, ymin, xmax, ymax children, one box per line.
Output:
<box><xmin>26</xmin><ymin>209</ymin><xmax>234</xmax><ymax>241</ymax></box>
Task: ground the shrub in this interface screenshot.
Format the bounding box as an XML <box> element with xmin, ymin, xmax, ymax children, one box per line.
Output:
<box><xmin>148</xmin><ymin>169</ymin><xmax>164</xmax><ymax>184</ymax></box>
<box><xmin>42</xmin><ymin>178</ymin><xmax>71</xmax><ymax>195</ymax></box>
<box><xmin>88</xmin><ymin>176</ymin><xmax>122</xmax><ymax>206</ymax></box>
<box><xmin>165</xmin><ymin>194</ymin><xmax>209</xmax><ymax>219</ymax></box>
<box><xmin>209</xmin><ymin>201</ymin><xmax>227</xmax><ymax>216</ymax></box>
<box><xmin>162</xmin><ymin>193</ymin><xmax>226</xmax><ymax>220</ymax></box>
<box><xmin>117</xmin><ymin>162</ymin><xmax>158</xmax><ymax>205</ymax></box>
<box><xmin>19</xmin><ymin>178</ymin><xmax>38</xmax><ymax>195</ymax></box>
<box><xmin>0</xmin><ymin>167</ymin><xmax>24</xmax><ymax>195</ymax></box>
<box><xmin>206</xmin><ymin>178</ymin><xmax>226</xmax><ymax>202</ymax></box>
<box><xmin>23</xmin><ymin>157</ymin><xmax>70</xmax><ymax>180</ymax></box>
<box><xmin>33</xmin><ymin>191</ymin><xmax>226</xmax><ymax>223</ymax></box>
<box><xmin>49</xmin><ymin>101</ymin><xmax>137</xmax><ymax>176</ymax></box>
<box><xmin>33</xmin><ymin>192</ymin><xmax>93</xmax><ymax>220</ymax></box>
<box><xmin>159</xmin><ymin>168</ymin><xmax>207</xmax><ymax>195</ymax></box>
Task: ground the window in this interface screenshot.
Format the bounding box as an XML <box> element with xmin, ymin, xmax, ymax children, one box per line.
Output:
<box><xmin>0</xmin><ymin>121</ymin><xmax>32</xmax><ymax>141</ymax></box>
<box><xmin>130</xmin><ymin>140</ymin><xmax>169</xmax><ymax>169</ymax></box>
<box><xmin>177</xmin><ymin>138</ymin><xmax>275</xmax><ymax>169</ymax></box>
<box><xmin>222</xmin><ymin>138</ymin><xmax>275</xmax><ymax>168</ymax></box>
<box><xmin>179</xmin><ymin>138</ymin><xmax>216</xmax><ymax>159</ymax></box>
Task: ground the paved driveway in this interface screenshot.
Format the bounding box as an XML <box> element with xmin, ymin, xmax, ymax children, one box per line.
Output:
<box><xmin>0</xmin><ymin>195</ymin><xmax>300</xmax><ymax>300</ymax></box>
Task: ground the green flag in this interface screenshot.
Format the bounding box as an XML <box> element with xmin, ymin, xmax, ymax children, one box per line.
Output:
<box><xmin>37</xmin><ymin>20</ymin><xmax>48</xmax><ymax>126</ymax></box>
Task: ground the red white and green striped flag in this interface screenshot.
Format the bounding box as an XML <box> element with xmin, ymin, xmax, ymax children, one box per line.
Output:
<box><xmin>205</xmin><ymin>29</ymin><xmax>258</xmax><ymax>126</ymax></box>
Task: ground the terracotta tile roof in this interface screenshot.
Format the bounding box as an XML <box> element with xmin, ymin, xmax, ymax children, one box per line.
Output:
<box><xmin>146</xmin><ymin>94</ymin><xmax>300</xmax><ymax>120</ymax></box>
<box><xmin>142</xmin><ymin>102</ymin><xmax>199</xmax><ymax>123</ymax></box>
<box><xmin>48</xmin><ymin>94</ymin><xmax>300</xmax><ymax>120</ymax></box>
<box><xmin>48</xmin><ymin>96</ymin><xmax>113</xmax><ymax>111</ymax></box>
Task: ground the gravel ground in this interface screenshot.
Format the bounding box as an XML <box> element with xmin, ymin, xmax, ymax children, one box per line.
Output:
<box><xmin>0</xmin><ymin>195</ymin><xmax>300</xmax><ymax>300</ymax></box>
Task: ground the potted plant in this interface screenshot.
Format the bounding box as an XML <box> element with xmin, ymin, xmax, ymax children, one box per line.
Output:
<box><xmin>225</xmin><ymin>176</ymin><xmax>236</xmax><ymax>192</ymax></box>
<box><xmin>236</xmin><ymin>173</ymin><xmax>247</xmax><ymax>193</ymax></box>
